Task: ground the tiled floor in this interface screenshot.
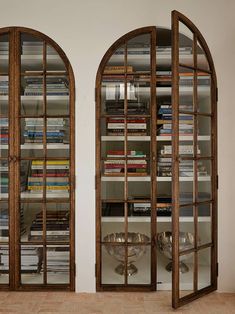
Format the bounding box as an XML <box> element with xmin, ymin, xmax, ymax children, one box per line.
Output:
<box><xmin>0</xmin><ymin>291</ymin><xmax>234</xmax><ymax>313</ymax></box>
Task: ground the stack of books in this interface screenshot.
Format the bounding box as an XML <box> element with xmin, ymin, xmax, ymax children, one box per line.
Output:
<box><xmin>179</xmin><ymin>160</ymin><xmax>207</xmax><ymax>177</ymax></box>
<box><xmin>0</xmin><ymin>42</ymin><xmax>8</xmax><ymax>55</ymax></box>
<box><xmin>0</xmin><ymin>208</ymin><xmax>8</xmax><ymax>241</ymax></box>
<box><xmin>104</xmin><ymin>150</ymin><xmax>147</xmax><ymax>175</ymax></box>
<box><xmin>0</xmin><ymin>161</ymin><xmax>8</xmax><ymax>193</ymax></box>
<box><xmin>24</xmin><ymin>118</ymin><xmax>67</xmax><ymax>144</ymax></box>
<box><xmin>27</xmin><ymin>160</ymin><xmax>69</xmax><ymax>194</ymax></box>
<box><xmin>105</xmin><ymin>100</ymin><xmax>148</xmax><ymax>115</ymax></box>
<box><xmin>24</xmin><ymin>76</ymin><xmax>69</xmax><ymax>96</ymax></box>
<box><xmin>46</xmin><ymin>247</ymin><xmax>69</xmax><ymax>274</ymax></box>
<box><xmin>107</xmin><ymin>117</ymin><xmax>147</xmax><ymax>136</ymax></box>
<box><xmin>22</xmin><ymin>42</ymin><xmax>56</xmax><ymax>55</ymax></box>
<box><xmin>28</xmin><ymin>210</ymin><xmax>69</xmax><ymax>241</ymax></box>
<box><xmin>160</xmin><ymin>145</ymin><xmax>200</xmax><ymax>156</ymax></box>
<box><xmin>0</xmin><ymin>76</ymin><xmax>8</xmax><ymax>95</ymax></box>
<box><xmin>157</xmin><ymin>103</ymin><xmax>193</xmax><ymax>136</ymax></box>
<box><xmin>0</xmin><ymin>118</ymin><xmax>8</xmax><ymax>144</ymax></box>
<box><xmin>131</xmin><ymin>196</ymin><xmax>172</xmax><ymax>216</ymax></box>
<box><xmin>21</xmin><ymin>246</ymin><xmax>42</xmax><ymax>273</ymax></box>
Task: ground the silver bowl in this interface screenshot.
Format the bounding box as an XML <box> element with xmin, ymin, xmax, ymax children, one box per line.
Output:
<box><xmin>104</xmin><ymin>232</ymin><xmax>150</xmax><ymax>276</ymax></box>
<box><xmin>157</xmin><ymin>231</ymin><xmax>194</xmax><ymax>273</ymax></box>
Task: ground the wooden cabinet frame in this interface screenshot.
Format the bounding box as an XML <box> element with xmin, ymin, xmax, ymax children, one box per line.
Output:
<box><xmin>95</xmin><ymin>10</ymin><xmax>217</xmax><ymax>308</ymax></box>
<box><xmin>0</xmin><ymin>27</ymin><xmax>75</xmax><ymax>291</ymax></box>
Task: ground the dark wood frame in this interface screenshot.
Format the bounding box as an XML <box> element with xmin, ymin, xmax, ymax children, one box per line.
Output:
<box><xmin>95</xmin><ymin>10</ymin><xmax>217</xmax><ymax>307</ymax></box>
<box><xmin>171</xmin><ymin>11</ymin><xmax>217</xmax><ymax>308</ymax></box>
<box><xmin>0</xmin><ymin>27</ymin><xmax>75</xmax><ymax>291</ymax></box>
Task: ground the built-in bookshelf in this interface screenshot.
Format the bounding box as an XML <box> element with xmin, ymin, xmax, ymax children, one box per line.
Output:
<box><xmin>96</xmin><ymin>13</ymin><xmax>217</xmax><ymax>309</ymax></box>
<box><xmin>0</xmin><ymin>27</ymin><xmax>74</xmax><ymax>291</ymax></box>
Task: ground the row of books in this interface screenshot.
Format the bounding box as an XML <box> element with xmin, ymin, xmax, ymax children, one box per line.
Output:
<box><xmin>106</xmin><ymin>117</ymin><xmax>147</xmax><ymax>136</ymax></box>
<box><xmin>28</xmin><ymin>210</ymin><xmax>69</xmax><ymax>242</ymax></box>
<box><xmin>24</xmin><ymin>76</ymin><xmax>69</xmax><ymax>96</ymax></box>
<box><xmin>42</xmin><ymin>247</ymin><xmax>69</xmax><ymax>274</ymax></box>
<box><xmin>24</xmin><ymin>118</ymin><xmax>68</xmax><ymax>144</ymax></box>
<box><xmin>27</xmin><ymin>160</ymin><xmax>70</xmax><ymax>193</ymax></box>
<box><xmin>113</xmin><ymin>46</ymin><xmax>193</xmax><ymax>55</ymax></box>
<box><xmin>104</xmin><ymin>150</ymin><xmax>147</xmax><ymax>175</ymax></box>
<box><xmin>105</xmin><ymin>100</ymin><xmax>148</xmax><ymax>115</ymax></box>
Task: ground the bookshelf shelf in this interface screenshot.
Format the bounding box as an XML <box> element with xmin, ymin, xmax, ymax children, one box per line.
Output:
<box><xmin>96</xmin><ymin>19</ymin><xmax>217</xmax><ymax>303</ymax></box>
<box><xmin>0</xmin><ymin>27</ymin><xmax>75</xmax><ymax>291</ymax></box>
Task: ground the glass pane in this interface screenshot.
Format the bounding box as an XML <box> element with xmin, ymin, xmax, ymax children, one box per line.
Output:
<box><xmin>105</xmin><ymin>46</ymin><xmax>124</xmax><ymax>71</ymax></box>
<box><xmin>128</xmin><ymin>245</ymin><xmax>151</xmax><ymax>284</ymax></box>
<box><xmin>21</xmin><ymin>90</ymin><xmax>43</xmax><ymax>116</ymax></box>
<box><xmin>22</xmin><ymin>160</ymin><xmax>43</xmax><ymax>199</ymax></box>
<box><xmin>46</xmin><ymin>245</ymin><xmax>70</xmax><ymax>284</ymax></box>
<box><xmin>178</xmin><ymin>113</ymin><xmax>194</xmax><ymax>139</ymax></box>
<box><xmin>0</xmin><ymin>117</ymin><xmax>8</xmax><ymax>158</ymax></box>
<box><xmin>157</xmin><ymin>98</ymin><xmax>172</xmax><ymax>136</ymax></box>
<box><xmin>46</xmin><ymin>75</ymin><xmax>69</xmax><ymax>97</ymax></box>
<box><xmin>46</xmin><ymin>203</ymin><xmax>70</xmax><ymax>242</ymax></box>
<box><xmin>128</xmin><ymin>181</ymin><xmax>151</xmax><ymax>200</ymax></box>
<box><xmin>198</xmin><ymin>247</ymin><xmax>211</xmax><ymax>289</ymax></box>
<box><xmin>101</xmin><ymin>181</ymin><xmax>124</xmax><ymax>200</ymax></box>
<box><xmin>0</xmin><ymin>34</ymin><xmax>9</xmax><ymax>73</ymax></box>
<box><xmin>101</xmin><ymin>202</ymin><xmax>125</xmax><ymax>239</ymax></box>
<box><xmin>197</xmin><ymin>41</ymin><xmax>210</xmax><ymax>71</ymax></box>
<box><xmin>101</xmin><ymin>244</ymin><xmax>124</xmax><ymax>284</ymax></box>
<box><xmin>101</xmin><ymin>140</ymin><xmax>124</xmax><ymax>160</ymax></box>
<box><xmin>20</xmin><ymin>160</ymin><xmax>31</xmax><ymax>199</ymax></box>
<box><xmin>198</xmin><ymin>203</ymin><xmax>212</xmax><ymax>246</ymax></box>
<box><xmin>20</xmin><ymin>245</ymin><xmax>43</xmax><ymax>284</ymax></box>
<box><xmin>197</xmin><ymin>116</ymin><xmax>211</xmax><ymax>157</ymax></box>
<box><xmin>198</xmin><ymin>72</ymin><xmax>211</xmax><ymax>114</ymax></box>
<box><xmin>0</xmin><ymin>245</ymin><xmax>9</xmax><ymax>283</ymax></box>
<box><xmin>101</xmin><ymin>78</ymin><xmax>124</xmax><ymax>115</ymax></box>
<box><xmin>0</xmin><ymin>77</ymin><xmax>9</xmax><ymax>117</ymax></box>
<box><xmin>127</xmin><ymin>34</ymin><xmax>151</xmax><ymax>73</ymax></box>
<box><xmin>179</xmin><ymin>252</ymin><xmax>194</xmax><ymax>298</ymax></box>
<box><xmin>127</xmin><ymin>79</ymin><xmax>150</xmax><ymax>115</ymax></box>
<box><xmin>20</xmin><ymin>203</ymin><xmax>42</xmax><ymax>242</ymax></box>
<box><xmin>46</xmin><ymin>44</ymin><xmax>66</xmax><ymax>72</ymax></box>
<box><xmin>180</xmin><ymin>160</ymin><xmax>194</xmax><ymax>178</ymax></box>
<box><xmin>21</xmin><ymin>34</ymin><xmax>43</xmax><ymax>72</ymax></box>
<box><xmin>46</xmin><ymin>118</ymin><xmax>68</xmax><ymax>144</ymax></box>
<box><xmin>178</xmin><ymin>23</ymin><xmax>194</xmax><ymax>67</ymax></box>
<box><xmin>179</xmin><ymin>67</ymin><xmax>194</xmax><ymax>114</ymax></box>
<box><xmin>179</xmin><ymin>181</ymin><xmax>193</xmax><ymax>205</ymax></box>
<box><xmin>46</xmin><ymin>160</ymin><xmax>70</xmax><ymax>198</ymax></box>
<box><xmin>127</xmin><ymin>222</ymin><xmax>151</xmax><ymax>243</ymax></box>
<box><xmin>198</xmin><ymin>160</ymin><xmax>211</xmax><ymax>202</ymax></box>
<box><xmin>0</xmin><ymin>161</ymin><xmax>8</xmax><ymax>200</ymax></box>
<box><xmin>0</xmin><ymin>203</ymin><xmax>8</xmax><ymax>242</ymax></box>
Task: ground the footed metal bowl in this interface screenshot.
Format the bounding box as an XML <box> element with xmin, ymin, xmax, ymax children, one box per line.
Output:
<box><xmin>157</xmin><ymin>231</ymin><xmax>194</xmax><ymax>273</ymax></box>
<box><xmin>104</xmin><ymin>232</ymin><xmax>150</xmax><ymax>276</ymax></box>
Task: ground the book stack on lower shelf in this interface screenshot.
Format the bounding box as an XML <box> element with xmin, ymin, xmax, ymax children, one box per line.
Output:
<box><xmin>21</xmin><ymin>246</ymin><xmax>42</xmax><ymax>273</ymax></box>
<box><xmin>24</xmin><ymin>76</ymin><xmax>69</xmax><ymax>96</ymax></box>
<box><xmin>45</xmin><ymin>247</ymin><xmax>69</xmax><ymax>274</ymax></box>
<box><xmin>27</xmin><ymin>160</ymin><xmax>70</xmax><ymax>195</ymax></box>
<box><xmin>28</xmin><ymin>210</ymin><xmax>69</xmax><ymax>241</ymax></box>
<box><xmin>24</xmin><ymin>118</ymin><xmax>67</xmax><ymax>144</ymax></box>
<box><xmin>104</xmin><ymin>150</ymin><xmax>147</xmax><ymax>175</ymax></box>
<box><xmin>106</xmin><ymin>117</ymin><xmax>147</xmax><ymax>136</ymax></box>
<box><xmin>0</xmin><ymin>118</ymin><xmax>8</xmax><ymax>145</ymax></box>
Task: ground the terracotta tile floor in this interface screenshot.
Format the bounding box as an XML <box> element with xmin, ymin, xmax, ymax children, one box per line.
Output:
<box><xmin>0</xmin><ymin>291</ymin><xmax>234</xmax><ymax>313</ymax></box>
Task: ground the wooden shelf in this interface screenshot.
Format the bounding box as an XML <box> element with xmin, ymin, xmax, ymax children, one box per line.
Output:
<box><xmin>101</xmin><ymin>217</ymin><xmax>211</xmax><ymax>223</ymax></box>
<box><xmin>101</xmin><ymin>135</ymin><xmax>210</xmax><ymax>142</ymax></box>
<box><xmin>101</xmin><ymin>176</ymin><xmax>211</xmax><ymax>182</ymax></box>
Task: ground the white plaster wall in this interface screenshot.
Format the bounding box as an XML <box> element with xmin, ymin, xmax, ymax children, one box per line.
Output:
<box><xmin>0</xmin><ymin>0</ymin><xmax>234</xmax><ymax>293</ymax></box>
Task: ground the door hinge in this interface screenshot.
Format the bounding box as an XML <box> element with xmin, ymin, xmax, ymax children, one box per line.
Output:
<box><xmin>216</xmin><ymin>175</ymin><xmax>219</xmax><ymax>189</ymax></box>
<box><xmin>216</xmin><ymin>262</ymin><xmax>219</xmax><ymax>277</ymax></box>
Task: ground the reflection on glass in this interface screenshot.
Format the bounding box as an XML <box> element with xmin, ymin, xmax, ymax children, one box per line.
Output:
<box><xmin>0</xmin><ymin>203</ymin><xmax>8</xmax><ymax>242</ymax></box>
<box><xmin>101</xmin><ymin>79</ymin><xmax>124</xmax><ymax>115</ymax></box>
<box><xmin>128</xmin><ymin>245</ymin><xmax>151</xmax><ymax>284</ymax></box>
<box><xmin>198</xmin><ymin>247</ymin><xmax>211</xmax><ymax>289</ymax></box>
<box><xmin>46</xmin><ymin>75</ymin><xmax>69</xmax><ymax>97</ymax></box>
<box><xmin>127</xmin><ymin>34</ymin><xmax>150</xmax><ymax>73</ymax></box>
<box><xmin>106</xmin><ymin>45</ymin><xmax>124</xmax><ymax>70</ymax></box>
<box><xmin>47</xmin><ymin>245</ymin><xmax>70</xmax><ymax>284</ymax></box>
<box><xmin>20</xmin><ymin>245</ymin><xmax>43</xmax><ymax>284</ymax></box>
<box><xmin>20</xmin><ymin>160</ymin><xmax>30</xmax><ymax>197</ymax></box>
<box><xmin>22</xmin><ymin>117</ymin><xmax>44</xmax><ymax>146</ymax></box>
<box><xmin>179</xmin><ymin>181</ymin><xmax>193</xmax><ymax>205</ymax></box>
<box><xmin>46</xmin><ymin>44</ymin><xmax>66</xmax><ymax>72</ymax></box>
<box><xmin>179</xmin><ymin>252</ymin><xmax>194</xmax><ymax>298</ymax></box>
<box><xmin>0</xmin><ymin>117</ymin><xmax>8</xmax><ymax>158</ymax></box>
<box><xmin>198</xmin><ymin>73</ymin><xmax>211</xmax><ymax>114</ymax></box>
<box><xmin>0</xmin><ymin>245</ymin><xmax>9</xmax><ymax>283</ymax></box>
<box><xmin>46</xmin><ymin>203</ymin><xmax>70</xmax><ymax>242</ymax></box>
<box><xmin>198</xmin><ymin>115</ymin><xmax>211</xmax><ymax>136</ymax></box>
<box><xmin>198</xmin><ymin>203</ymin><xmax>212</xmax><ymax>246</ymax></box>
<box><xmin>21</xmin><ymin>34</ymin><xmax>43</xmax><ymax>72</ymax></box>
<box><xmin>0</xmin><ymin>35</ymin><xmax>9</xmax><ymax>73</ymax></box>
<box><xmin>197</xmin><ymin>41</ymin><xmax>210</xmax><ymax>71</ymax></box>
<box><xmin>128</xmin><ymin>181</ymin><xmax>151</xmax><ymax>200</ymax></box>
<box><xmin>21</xmin><ymin>203</ymin><xmax>42</xmax><ymax>242</ymax></box>
<box><xmin>22</xmin><ymin>75</ymin><xmax>43</xmax><ymax>96</ymax></box>
<box><xmin>101</xmin><ymin>181</ymin><xmax>124</xmax><ymax>200</ymax></box>
<box><xmin>46</xmin><ymin>118</ymin><xmax>68</xmax><ymax>144</ymax></box>
<box><xmin>179</xmin><ymin>23</ymin><xmax>193</xmax><ymax>67</ymax></box>
<box><xmin>101</xmin><ymin>140</ymin><xmax>124</xmax><ymax>159</ymax></box>
<box><xmin>179</xmin><ymin>68</ymin><xmax>194</xmax><ymax>115</ymax></box>
<box><xmin>127</xmin><ymin>221</ymin><xmax>151</xmax><ymax>241</ymax></box>
<box><xmin>101</xmin><ymin>244</ymin><xmax>124</xmax><ymax>284</ymax></box>
<box><xmin>0</xmin><ymin>75</ymin><xmax>9</xmax><ymax>118</ymax></box>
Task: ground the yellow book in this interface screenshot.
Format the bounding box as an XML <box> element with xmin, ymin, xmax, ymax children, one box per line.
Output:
<box><xmin>32</xmin><ymin>160</ymin><xmax>69</xmax><ymax>165</ymax></box>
